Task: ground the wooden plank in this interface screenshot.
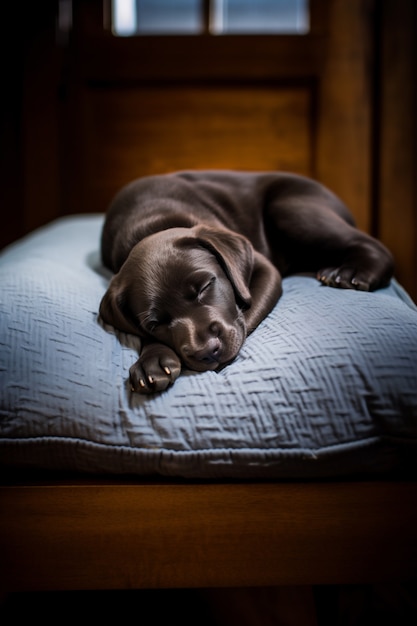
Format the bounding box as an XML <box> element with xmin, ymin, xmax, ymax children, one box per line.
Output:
<box><xmin>66</xmin><ymin>86</ymin><xmax>312</xmax><ymax>214</ymax></box>
<box><xmin>1</xmin><ymin>481</ymin><xmax>415</xmax><ymax>592</ymax></box>
<box><xmin>75</xmin><ymin>35</ymin><xmax>326</xmax><ymax>82</ymax></box>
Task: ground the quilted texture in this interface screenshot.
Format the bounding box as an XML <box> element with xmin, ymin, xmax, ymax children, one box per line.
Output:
<box><xmin>0</xmin><ymin>215</ymin><xmax>416</xmax><ymax>478</ymax></box>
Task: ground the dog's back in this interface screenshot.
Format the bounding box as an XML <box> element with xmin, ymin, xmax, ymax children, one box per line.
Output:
<box><xmin>101</xmin><ymin>170</ymin><xmax>352</xmax><ymax>273</ymax></box>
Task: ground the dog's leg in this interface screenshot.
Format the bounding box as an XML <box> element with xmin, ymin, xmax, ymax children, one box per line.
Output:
<box><xmin>129</xmin><ymin>341</ymin><xmax>182</xmax><ymax>393</ymax></box>
<box><xmin>267</xmin><ymin>190</ymin><xmax>394</xmax><ymax>292</ymax></box>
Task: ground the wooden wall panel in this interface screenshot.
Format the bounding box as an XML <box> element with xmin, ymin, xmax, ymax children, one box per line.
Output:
<box><xmin>316</xmin><ymin>0</ymin><xmax>374</xmax><ymax>233</ymax></box>
<box><xmin>378</xmin><ymin>0</ymin><xmax>416</xmax><ymax>299</ymax></box>
<box><xmin>69</xmin><ymin>86</ymin><xmax>312</xmax><ymax>214</ymax></box>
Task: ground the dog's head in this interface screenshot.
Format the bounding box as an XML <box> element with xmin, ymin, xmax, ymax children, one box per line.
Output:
<box><xmin>99</xmin><ymin>225</ymin><xmax>255</xmax><ymax>371</ymax></box>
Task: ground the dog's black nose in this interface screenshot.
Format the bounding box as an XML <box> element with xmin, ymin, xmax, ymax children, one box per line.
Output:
<box><xmin>195</xmin><ymin>337</ymin><xmax>221</xmax><ymax>364</ymax></box>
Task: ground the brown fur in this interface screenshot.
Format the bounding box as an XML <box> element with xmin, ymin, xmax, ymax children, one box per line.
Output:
<box><xmin>99</xmin><ymin>171</ymin><xmax>394</xmax><ymax>393</ymax></box>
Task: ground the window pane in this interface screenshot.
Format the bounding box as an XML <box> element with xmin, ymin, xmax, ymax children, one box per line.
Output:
<box><xmin>211</xmin><ymin>0</ymin><xmax>309</xmax><ymax>34</ymax></box>
<box><xmin>112</xmin><ymin>0</ymin><xmax>310</xmax><ymax>37</ymax></box>
<box><xmin>112</xmin><ymin>0</ymin><xmax>202</xmax><ymax>36</ymax></box>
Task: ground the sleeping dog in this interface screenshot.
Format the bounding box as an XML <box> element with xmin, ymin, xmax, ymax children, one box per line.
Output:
<box><xmin>99</xmin><ymin>171</ymin><xmax>394</xmax><ymax>393</ymax></box>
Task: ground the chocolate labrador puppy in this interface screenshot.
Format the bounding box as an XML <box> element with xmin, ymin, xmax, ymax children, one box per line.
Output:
<box><xmin>99</xmin><ymin>170</ymin><xmax>393</xmax><ymax>393</ymax></box>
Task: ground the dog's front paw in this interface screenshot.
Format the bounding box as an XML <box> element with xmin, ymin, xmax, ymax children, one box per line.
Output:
<box><xmin>317</xmin><ymin>240</ymin><xmax>394</xmax><ymax>291</ymax></box>
<box><xmin>317</xmin><ymin>266</ymin><xmax>375</xmax><ymax>291</ymax></box>
<box><xmin>129</xmin><ymin>344</ymin><xmax>181</xmax><ymax>394</ymax></box>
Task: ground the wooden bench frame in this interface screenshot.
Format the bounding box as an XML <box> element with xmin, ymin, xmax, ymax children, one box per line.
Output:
<box><xmin>1</xmin><ymin>478</ymin><xmax>416</xmax><ymax>593</ymax></box>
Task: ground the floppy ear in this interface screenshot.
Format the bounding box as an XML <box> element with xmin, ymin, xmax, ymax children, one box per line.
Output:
<box><xmin>99</xmin><ymin>275</ymin><xmax>141</xmax><ymax>336</ymax></box>
<box><xmin>192</xmin><ymin>225</ymin><xmax>254</xmax><ymax>309</ymax></box>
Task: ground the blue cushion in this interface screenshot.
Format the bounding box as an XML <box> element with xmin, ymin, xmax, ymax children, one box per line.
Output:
<box><xmin>1</xmin><ymin>215</ymin><xmax>416</xmax><ymax>478</ymax></box>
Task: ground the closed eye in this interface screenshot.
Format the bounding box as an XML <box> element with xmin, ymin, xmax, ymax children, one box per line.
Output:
<box><xmin>197</xmin><ymin>277</ymin><xmax>216</xmax><ymax>302</ymax></box>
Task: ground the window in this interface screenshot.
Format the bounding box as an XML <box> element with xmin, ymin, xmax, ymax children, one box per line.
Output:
<box><xmin>113</xmin><ymin>0</ymin><xmax>201</xmax><ymax>35</ymax></box>
<box><xmin>112</xmin><ymin>0</ymin><xmax>309</xmax><ymax>36</ymax></box>
<box><xmin>211</xmin><ymin>0</ymin><xmax>309</xmax><ymax>34</ymax></box>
